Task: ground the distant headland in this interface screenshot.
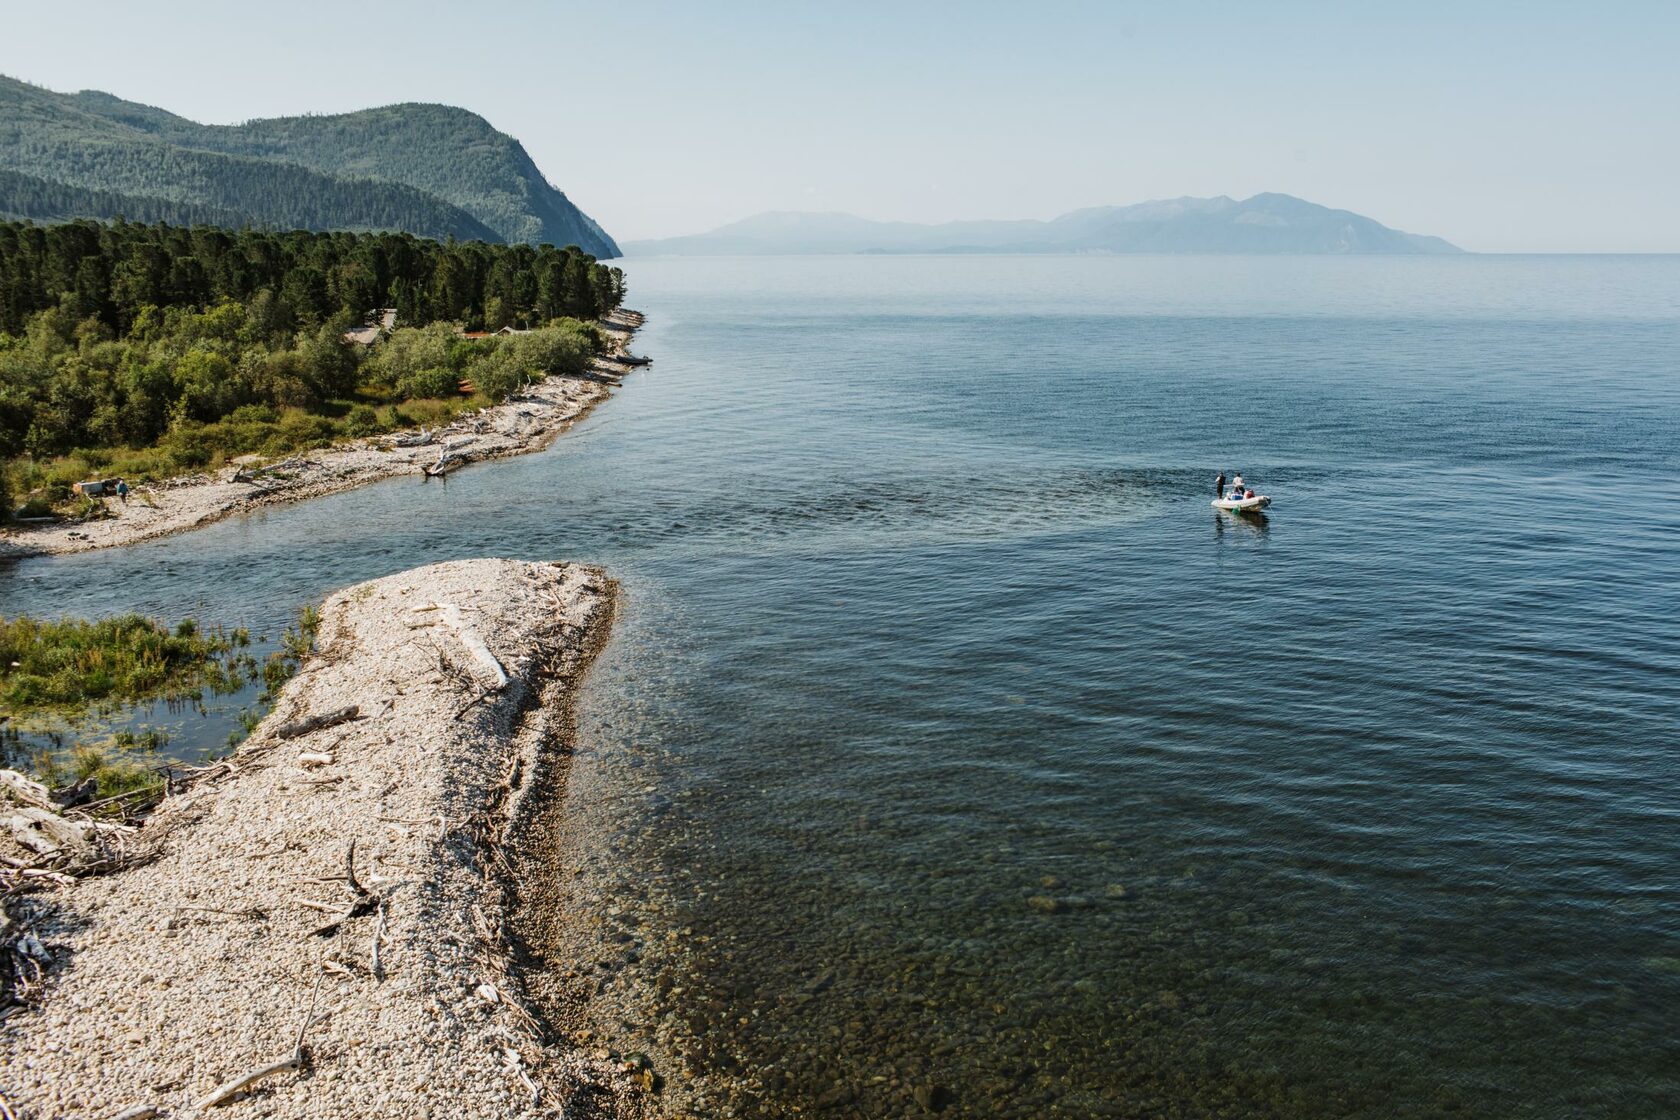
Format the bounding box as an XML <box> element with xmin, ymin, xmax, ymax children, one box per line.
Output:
<box><xmin>625</xmin><ymin>193</ymin><xmax>1462</xmax><ymax>256</ymax></box>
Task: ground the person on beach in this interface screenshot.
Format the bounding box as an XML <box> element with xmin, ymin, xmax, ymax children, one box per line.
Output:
<box><xmin>115</xmin><ymin>479</ymin><xmax>129</xmax><ymax>504</ymax></box>
<box><xmin>1215</xmin><ymin>471</ymin><xmax>1226</xmax><ymax>497</ymax></box>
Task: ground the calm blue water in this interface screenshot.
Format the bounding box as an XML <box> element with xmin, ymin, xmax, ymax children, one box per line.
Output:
<box><xmin>3</xmin><ymin>255</ymin><xmax>1678</xmax><ymax>1117</ymax></box>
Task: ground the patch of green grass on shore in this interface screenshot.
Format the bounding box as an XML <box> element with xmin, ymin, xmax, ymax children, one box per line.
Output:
<box><xmin>259</xmin><ymin>604</ymin><xmax>320</xmax><ymax>703</ymax></box>
<box><xmin>3</xmin><ymin>602</ymin><xmax>322</xmax><ymax>799</ymax></box>
<box><xmin>0</xmin><ymin>612</ymin><xmax>254</xmax><ymax>717</ymax></box>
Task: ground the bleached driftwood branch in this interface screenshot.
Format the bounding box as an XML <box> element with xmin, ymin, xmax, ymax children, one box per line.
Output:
<box><xmin>192</xmin><ymin>959</ymin><xmax>324</xmax><ymax>1109</ymax></box>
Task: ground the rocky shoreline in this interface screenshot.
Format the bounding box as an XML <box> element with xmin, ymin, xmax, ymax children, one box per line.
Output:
<box><xmin>1</xmin><ymin>559</ymin><xmax>655</xmax><ymax>1119</ymax></box>
<box><xmin>0</xmin><ymin>310</ymin><xmax>645</xmax><ymax>561</ymax></box>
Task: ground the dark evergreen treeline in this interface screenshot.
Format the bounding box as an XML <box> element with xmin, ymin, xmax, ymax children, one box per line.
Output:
<box><xmin>0</xmin><ymin>218</ymin><xmax>625</xmax><ymax>336</ymax></box>
<box><xmin>0</xmin><ymin>169</ymin><xmax>255</xmax><ymax>230</ymax></box>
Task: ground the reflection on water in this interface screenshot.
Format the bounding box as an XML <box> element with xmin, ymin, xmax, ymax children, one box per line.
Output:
<box><xmin>3</xmin><ymin>255</ymin><xmax>1679</xmax><ymax>1117</ymax></box>
<box><xmin>1213</xmin><ymin>508</ymin><xmax>1270</xmax><ymax>539</ymax></box>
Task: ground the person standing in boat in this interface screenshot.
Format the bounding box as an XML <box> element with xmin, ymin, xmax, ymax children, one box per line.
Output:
<box><xmin>1231</xmin><ymin>472</ymin><xmax>1244</xmax><ymax>498</ymax></box>
<box><xmin>1215</xmin><ymin>471</ymin><xmax>1226</xmax><ymax>497</ymax></box>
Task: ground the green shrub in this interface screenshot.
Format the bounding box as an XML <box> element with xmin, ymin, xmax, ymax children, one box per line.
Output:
<box><xmin>396</xmin><ymin>365</ymin><xmax>460</xmax><ymax>399</ymax></box>
<box><xmin>274</xmin><ymin>411</ymin><xmax>336</xmax><ymax>449</ymax></box>
<box><xmin>507</xmin><ymin>323</ymin><xmax>594</xmax><ymax>377</ymax></box>
<box><xmin>345</xmin><ymin>404</ymin><xmax>380</xmax><ymax>436</ymax></box>
<box><xmin>466</xmin><ymin>349</ymin><xmax>527</xmax><ymax>402</ymax></box>
<box><xmin>225</xmin><ymin>403</ymin><xmax>279</xmax><ymax>425</ymax></box>
<box><xmin>163</xmin><ymin>422</ymin><xmax>215</xmax><ymax>468</ymax></box>
<box><xmin>367</xmin><ymin>322</ymin><xmax>458</xmax><ymax>388</ymax></box>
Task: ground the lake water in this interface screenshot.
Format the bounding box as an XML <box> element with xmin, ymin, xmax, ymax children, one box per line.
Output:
<box><xmin>3</xmin><ymin>255</ymin><xmax>1678</xmax><ymax>1117</ymax></box>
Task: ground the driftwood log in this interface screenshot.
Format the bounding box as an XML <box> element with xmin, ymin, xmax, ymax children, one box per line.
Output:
<box><xmin>273</xmin><ymin>706</ymin><xmax>359</xmax><ymax>741</ymax></box>
<box><xmin>422</xmin><ymin>437</ymin><xmax>475</xmax><ymax>477</ymax></box>
<box><xmin>391</xmin><ymin>427</ymin><xmax>435</xmax><ymax>448</ymax></box>
<box><xmin>231</xmin><ymin>457</ymin><xmax>315</xmax><ymax>485</ymax></box>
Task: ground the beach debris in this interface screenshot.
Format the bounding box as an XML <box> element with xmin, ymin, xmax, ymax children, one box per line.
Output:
<box><xmin>0</xmin><ymin>771</ymin><xmax>53</xmax><ymax>810</ymax></box>
<box><xmin>192</xmin><ymin>961</ymin><xmax>324</xmax><ymax>1110</ymax></box>
<box><xmin>230</xmin><ymin>457</ymin><xmax>315</xmax><ymax>485</ymax></box>
<box><xmin>307</xmin><ymin>841</ymin><xmax>379</xmax><ymax>938</ymax></box>
<box><xmin>370</xmin><ymin>898</ymin><xmax>389</xmax><ymax>982</ymax></box>
<box><xmin>1</xmin><ymin>772</ymin><xmax>116</xmax><ymax>863</ymax></box>
<box><xmin>5</xmin><ymin>807</ymin><xmax>90</xmax><ymax>858</ymax></box>
<box><xmin>417</xmin><ymin>603</ymin><xmax>509</xmax><ymax>690</ymax></box>
<box><xmin>391</xmin><ymin>426</ymin><xmax>436</xmax><ymax>448</ymax></box>
<box><xmin>423</xmin><ymin>437</ymin><xmax>476</xmax><ymax>477</ymax></box>
<box><xmin>476</xmin><ymin>982</ymin><xmax>501</xmax><ymax>1003</ymax></box>
<box><xmin>296</xmin><ymin>751</ymin><xmax>335</xmax><ymax>767</ymax></box>
<box><xmin>503</xmin><ymin>1042</ymin><xmax>542</xmax><ymax>1103</ymax></box>
<box><xmin>274</xmin><ymin>705</ymin><xmax>359</xmax><ymax>741</ymax></box>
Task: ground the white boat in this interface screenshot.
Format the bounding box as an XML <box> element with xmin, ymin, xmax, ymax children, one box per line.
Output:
<box><xmin>1212</xmin><ymin>493</ymin><xmax>1271</xmax><ymax>512</ymax></box>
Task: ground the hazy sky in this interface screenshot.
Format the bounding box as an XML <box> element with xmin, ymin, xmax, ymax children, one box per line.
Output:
<box><xmin>2</xmin><ymin>1</ymin><xmax>1676</xmax><ymax>251</ymax></box>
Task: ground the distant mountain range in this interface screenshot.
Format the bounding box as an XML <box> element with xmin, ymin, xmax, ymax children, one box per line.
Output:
<box><xmin>0</xmin><ymin>75</ymin><xmax>618</xmax><ymax>257</ymax></box>
<box><xmin>626</xmin><ymin>194</ymin><xmax>1461</xmax><ymax>256</ymax></box>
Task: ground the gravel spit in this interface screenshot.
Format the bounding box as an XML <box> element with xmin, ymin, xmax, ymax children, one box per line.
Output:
<box><xmin>1</xmin><ymin>558</ymin><xmax>655</xmax><ymax>1119</ymax></box>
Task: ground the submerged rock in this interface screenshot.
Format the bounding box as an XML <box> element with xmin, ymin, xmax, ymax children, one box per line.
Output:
<box><xmin>913</xmin><ymin>1082</ymin><xmax>954</xmax><ymax>1112</ymax></box>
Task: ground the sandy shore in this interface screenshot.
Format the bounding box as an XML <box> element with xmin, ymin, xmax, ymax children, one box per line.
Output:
<box><xmin>0</xmin><ymin>310</ymin><xmax>645</xmax><ymax>562</ymax></box>
<box><xmin>1</xmin><ymin>559</ymin><xmax>654</xmax><ymax>1118</ymax></box>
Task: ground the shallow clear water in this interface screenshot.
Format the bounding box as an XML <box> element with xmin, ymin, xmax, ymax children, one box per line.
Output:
<box><xmin>4</xmin><ymin>255</ymin><xmax>1678</xmax><ymax>1117</ymax></box>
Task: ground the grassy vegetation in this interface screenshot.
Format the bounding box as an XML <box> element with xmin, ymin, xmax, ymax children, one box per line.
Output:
<box><xmin>2</xmin><ymin>602</ymin><xmax>322</xmax><ymax>798</ymax></box>
<box><xmin>4</xmin><ymin>393</ymin><xmax>487</xmax><ymax>503</ymax></box>
<box><xmin>30</xmin><ymin>728</ymin><xmax>170</xmax><ymax>799</ymax></box>
<box><xmin>260</xmin><ymin>604</ymin><xmax>319</xmax><ymax>702</ymax></box>
<box><xmin>2</xmin><ymin>314</ymin><xmax>599</xmax><ymax>517</ymax></box>
<box><xmin>0</xmin><ymin>612</ymin><xmax>254</xmax><ymax>714</ymax></box>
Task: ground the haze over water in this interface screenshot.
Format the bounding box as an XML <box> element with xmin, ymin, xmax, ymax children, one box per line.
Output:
<box><xmin>4</xmin><ymin>255</ymin><xmax>1678</xmax><ymax>1116</ymax></box>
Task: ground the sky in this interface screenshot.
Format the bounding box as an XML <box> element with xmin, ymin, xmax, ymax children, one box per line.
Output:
<box><xmin>1</xmin><ymin>1</ymin><xmax>1676</xmax><ymax>251</ymax></box>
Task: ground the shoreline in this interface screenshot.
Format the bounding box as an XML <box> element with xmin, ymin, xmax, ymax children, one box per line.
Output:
<box><xmin>0</xmin><ymin>309</ymin><xmax>646</xmax><ymax>562</ymax></box>
<box><xmin>0</xmin><ymin>559</ymin><xmax>654</xmax><ymax>1118</ymax></box>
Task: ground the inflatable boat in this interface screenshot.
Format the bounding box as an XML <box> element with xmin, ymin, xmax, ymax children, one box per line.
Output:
<box><xmin>1212</xmin><ymin>493</ymin><xmax>1271</xmax><ymax>513</ymax></box>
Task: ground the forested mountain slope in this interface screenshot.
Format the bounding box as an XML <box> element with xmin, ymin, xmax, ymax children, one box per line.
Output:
<box><xmin>0</xmin><ymin>168</ymin><xmax>254</xmax><ymax>229</ymax></box>
<box><xmin>170</xmin><ymin>103</ymin><xmax>617</xmax><ymax>253</ymax></box>
<box><xmin>0</xmin><ymin>77</ymin><xmax>616</xmax><ymax>256</ymax></box>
